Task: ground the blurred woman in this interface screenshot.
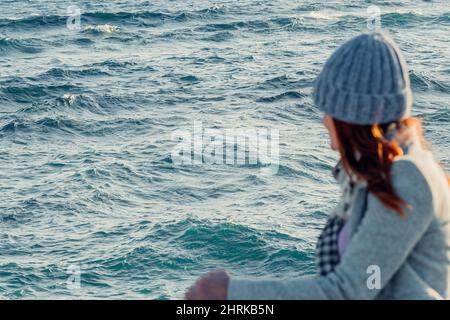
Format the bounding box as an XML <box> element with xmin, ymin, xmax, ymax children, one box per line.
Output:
<box><xmin>186</xmin><ymin>32</ymin><xmax>450</xmax><ymax>300</ymax></box>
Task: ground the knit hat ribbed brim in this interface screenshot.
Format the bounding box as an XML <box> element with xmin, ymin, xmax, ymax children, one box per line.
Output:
<box><xmin>313</xmin><ymin>32</ymin><xmax>413</xmax><ymax>125</ymax></box>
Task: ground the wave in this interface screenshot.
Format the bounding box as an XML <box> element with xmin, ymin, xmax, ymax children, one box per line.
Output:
<box><xmin>70</xmin><ymin>37</ymin><xmax>95</xmax><ymax>46</ymax></box>
<box><xmin>194</xmin><ymin>17</ymin><xmax>324</xmax><ymax>34</ymax></box>
<box><xmin>57</xmin><ymin>93</ymin><xmax>110</xmax><ymax>115</ymax></box>
<box><xmin>307</xmin><ymin>11</ymin><xmax>350</xmax><ymax>21</ymax></box>
<box><xmin>256</xmin><ymin>91</ymin><xmax>306</xmax><ymax>103</ymax></box>
<box><xmin>0</xmin><ymin>80</ymin><xmax>80</xmax><ymax>104</ymax></box>
<box><xmin>380</xmin><ymin>11</ymin><xmax>449</xmax><ymax>27</ymax></box>
<box><xmin>0</xmin><ymin>7</ymin><xmax>229</xmax><ymax>31</ymax></box>
<box><xmin>294</xmin><ymin>10</ymin><xmax>449</xmax><ymax>31</ymax></box>
<box><xmin>82</xmin><ymin>24</ymin><xmax>120</xmax><ymax>34</ymax></box>
<box><xmin>262</xmin><ymin>74</ymin><xmax>292</xmax><ymax>86</ymax></box>
<box><xmin>0</xmin><ymin>12</ymin><xmax>160</xmax><ymax>30</ymax></box>
<box><xmin>90</xmin><ymin>59</ymin><xmax>136</xmax><ymax>68</ymax></box>
<box><xmin>201</xmin><ymin>31</ymin><xmax>234</xmax><ymax>42</ymax></box>
<box><xmin>0</xmin><ymin>37</ymin><xmax>43</xmax><ymax>54</ymax></box>
<box><xmin>0</xmin><ymin>116</ymin><xmax>78</xmax><ymax>134</ymax></box>
<box><xmin>256</xmin><ymin>75</ymin><xmax>310</xmax><ymax>91</ymax></box>
<box><xmin>35</xmin><ymin>67</ymin><xmax>111</xmax><ymax>80</ymax></box>
<box><xmin>0</xmin><ymin>111</ymin><xmax>156</xmax><ymax>136</ymax></box>
<box><xmin>0</xmin><ymin>14</ymin><xmax>65</xmax><ymax>29</ymax></box>
<box><xmin>410</xmin><ymin>70</ymin><xmax>450</xmax><ymax>93</ymax></box>
<box><xmin>0</xmin><ymin>61</ymin><xmax>140</xmax><ymax>106</ymax></box>
<box><xmin>1</xmin><ymin>82</ymin><xmax>79</xmax><ymax>103</ymax></box>
<box><xmin>424</xmin><ymin>108</ymin><xmax>450</xmax><ymax>123</ymax></box>
<box><xmin>179</xmin><ymin>75</ymin><xmax>200</xmax><ymax>83</ymax></box>
<box><xmin>195</xmin><ymin>19</ymin><xmax>271</xmax><ymax>33</ymax></box>
<box><xmin>146</xmin><ymin>217</ymin><xmax>310</xmax><ymax>267</ymax></box>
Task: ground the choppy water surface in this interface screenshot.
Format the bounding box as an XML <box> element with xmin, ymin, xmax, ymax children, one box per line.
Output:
<box><xmin>0</xmin><ymin>0</ymin><xmax>449</xmax><ymax>298</ymax></box>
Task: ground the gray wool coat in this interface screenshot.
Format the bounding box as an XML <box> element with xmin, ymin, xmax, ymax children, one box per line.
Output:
<box><xmin>227</xmin><ymin>143</ymin><xmax>450</xmax><ymax>300</ymax></box>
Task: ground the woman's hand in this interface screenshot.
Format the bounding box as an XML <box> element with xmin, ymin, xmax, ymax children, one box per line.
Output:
<box><xmin>185</xmin><ymin>270</ymin><xmax>230</xmax><ymax>300</ymax></box>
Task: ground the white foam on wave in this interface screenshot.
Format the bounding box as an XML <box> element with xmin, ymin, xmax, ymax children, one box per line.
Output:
<box><xmin>83</xmin><ymin>24</ymin><xmax>120</xmax><ymax>33</ymax></box>
<box><xmin>62</xmin><ymin>93</ymin><xmax>77</xmax><ymax>105</ymax></box>
<box><xmin>308</xmin><ymin>11</ymin><xmax>353</xmax><ymax>20</ymax></box>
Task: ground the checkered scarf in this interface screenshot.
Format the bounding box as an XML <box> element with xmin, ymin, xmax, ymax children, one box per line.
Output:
<box><xmin>315</xmin><ymin>162</ymin><xmax>362</xmax><ymax>276</ymax></box>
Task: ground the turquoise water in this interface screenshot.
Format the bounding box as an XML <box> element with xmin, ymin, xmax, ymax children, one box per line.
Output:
<box><xmin>0</xmin><ymin>0</ymin><xmax>449</xmax><ymax>299</ymax></box>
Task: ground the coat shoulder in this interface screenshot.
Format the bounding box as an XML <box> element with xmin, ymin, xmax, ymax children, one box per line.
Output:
<box><xmin>391</xmin><ymin>156</ymin><xmax>434</xmax><ymax>209</ymax></box>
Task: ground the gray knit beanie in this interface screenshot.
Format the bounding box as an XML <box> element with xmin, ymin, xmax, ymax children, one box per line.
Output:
<box><xmin>313</xmin><ymin>32</ymin><xmax>413</xmax><ymax>125</ymax></box>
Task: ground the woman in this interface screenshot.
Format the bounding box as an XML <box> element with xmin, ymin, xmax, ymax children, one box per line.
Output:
<box><xmin>186</xmin><ymin>32</ymin><xmax>450</xmax><ymax>300</ymax></box>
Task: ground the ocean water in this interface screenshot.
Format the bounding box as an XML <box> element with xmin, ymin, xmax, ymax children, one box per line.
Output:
<box><xmin>0</xmin><ymin>0</ymin><xmax>448</xmax><ymax>299</ymax></box>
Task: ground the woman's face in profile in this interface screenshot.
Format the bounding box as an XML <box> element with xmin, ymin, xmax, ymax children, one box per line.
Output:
<box><xmin>323</xmin><ymin>115</ymin><xmax>339</xmax><ymax>151</ymax></box>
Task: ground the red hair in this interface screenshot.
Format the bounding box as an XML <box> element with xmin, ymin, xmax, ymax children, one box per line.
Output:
<box><xmin>332</xmin><ymin>118</ymin><xmax>420</xmax><ymax>215</ymax></box>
